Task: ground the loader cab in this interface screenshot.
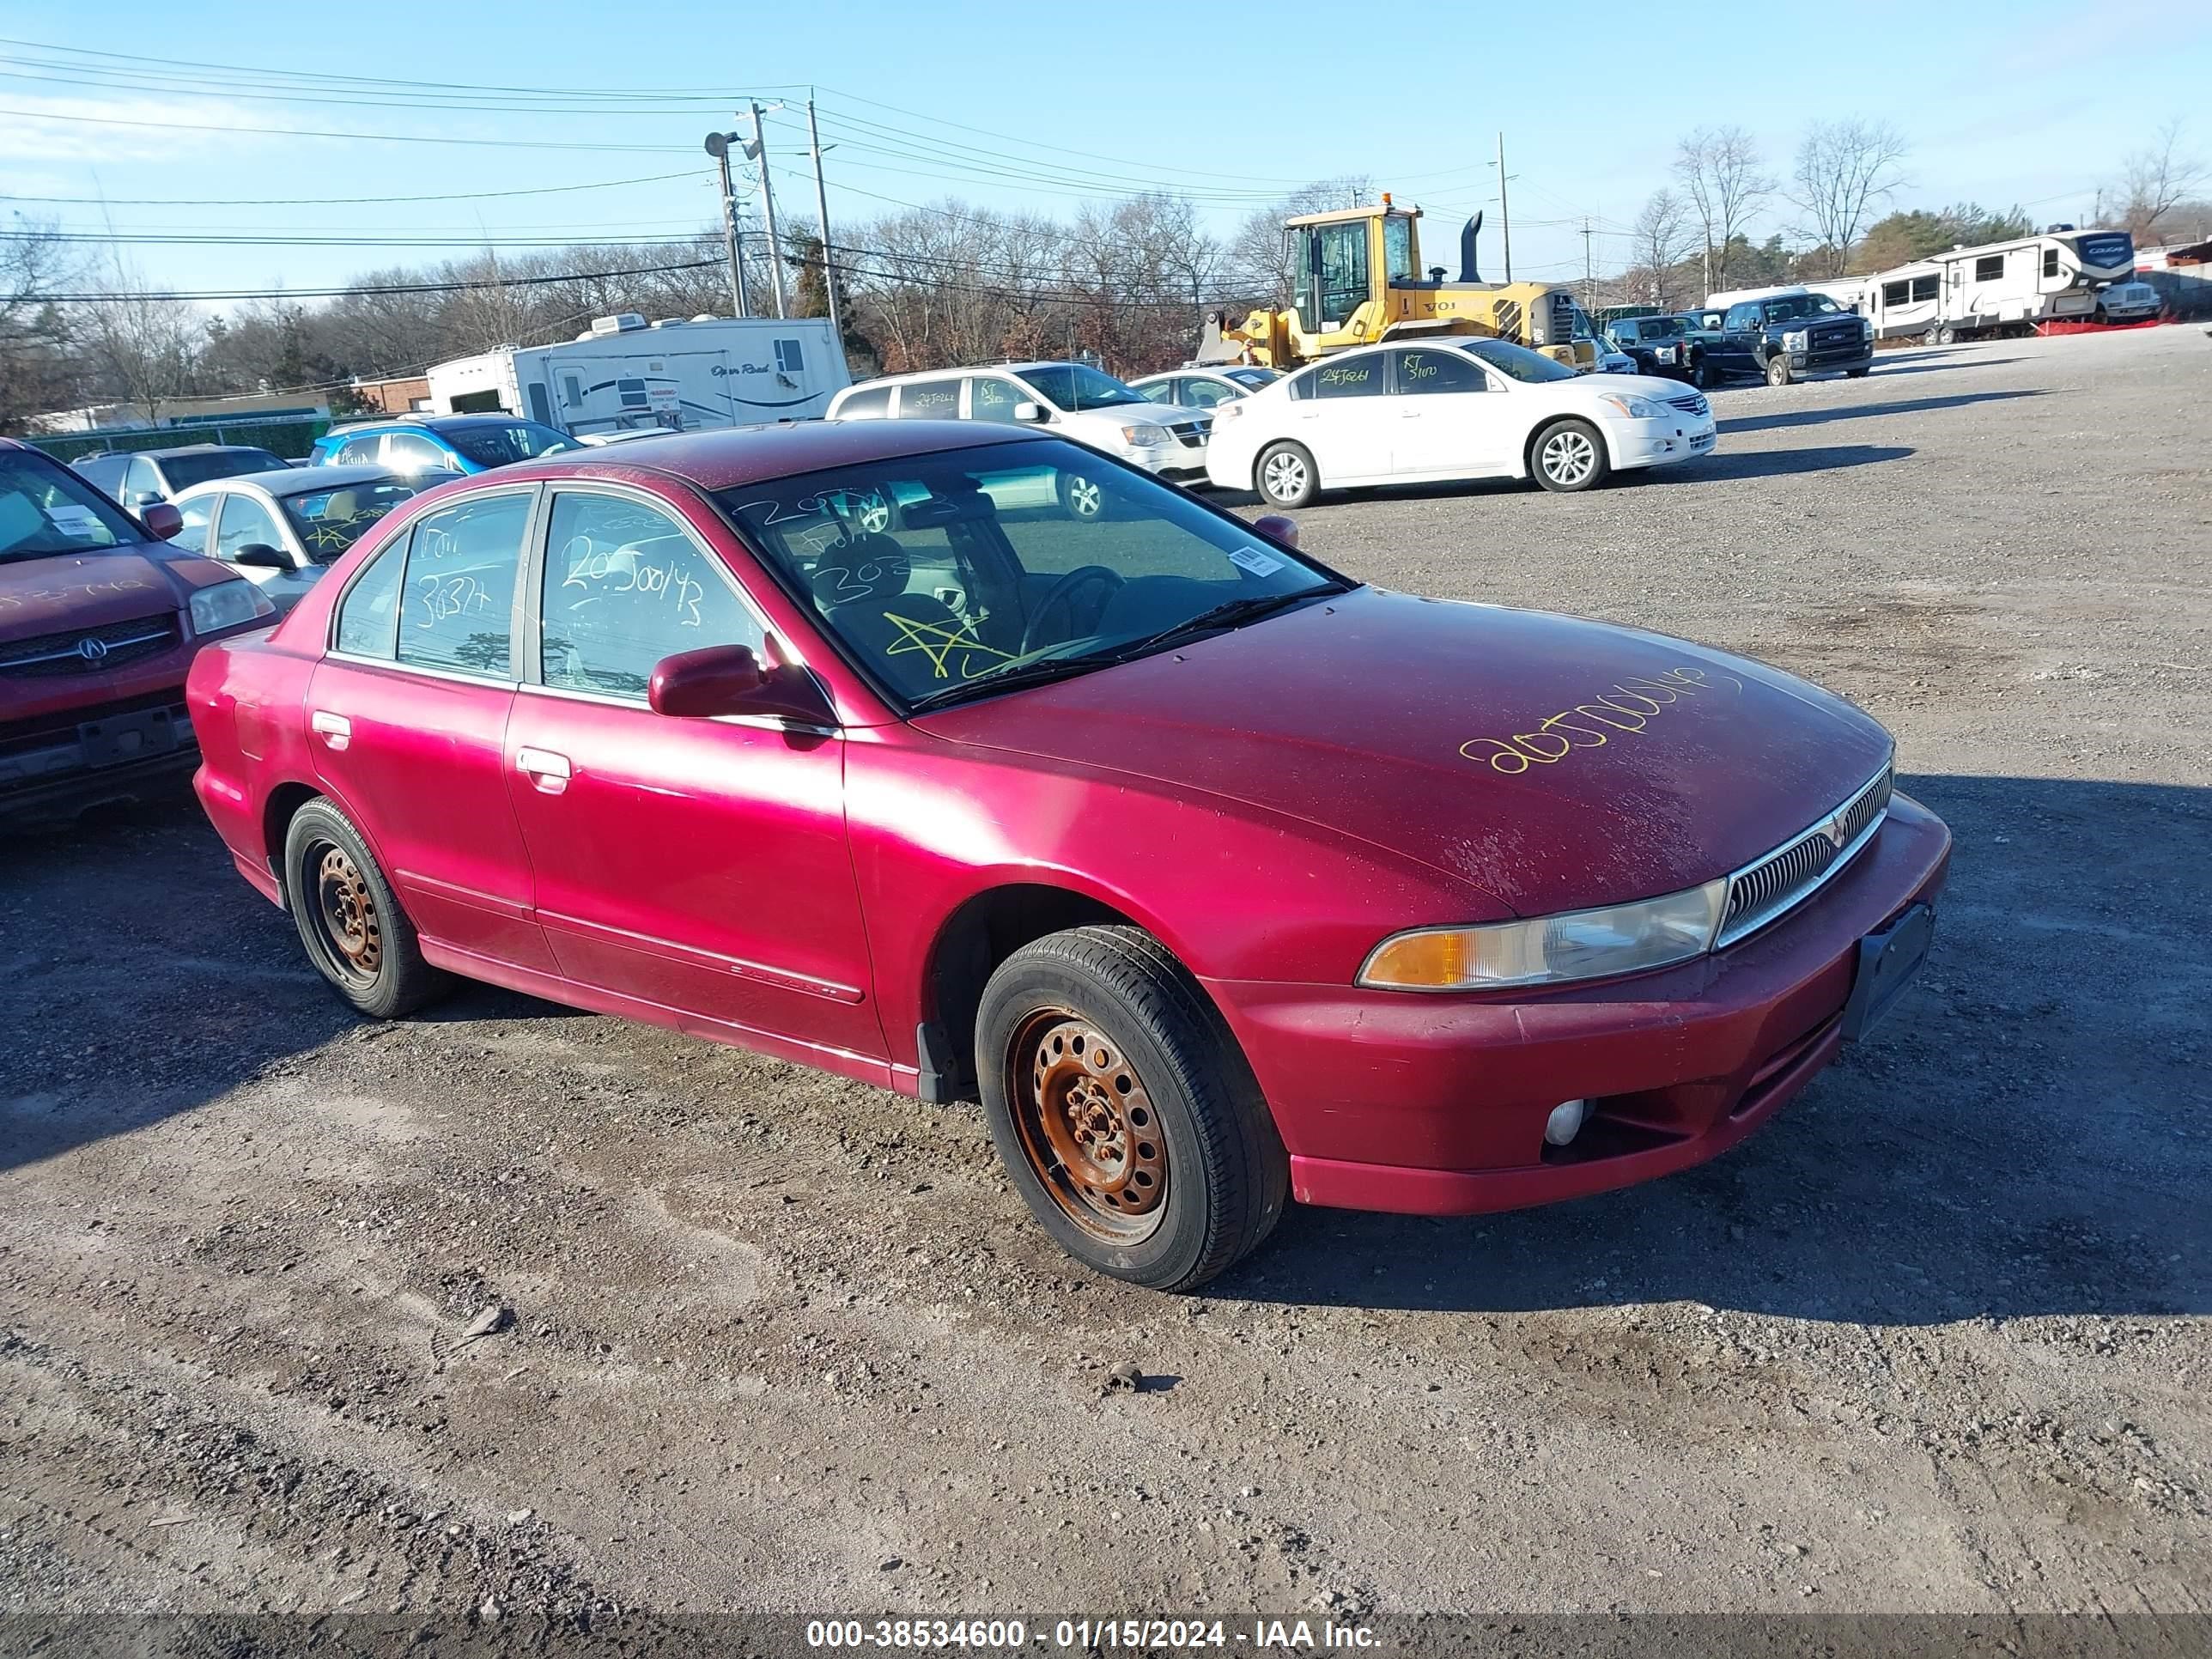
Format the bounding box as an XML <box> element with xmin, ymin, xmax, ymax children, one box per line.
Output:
<box><xmin>1291</xmin><ymin>204</ymin><xmax>1421</xmax><ymax>333</ymax></box>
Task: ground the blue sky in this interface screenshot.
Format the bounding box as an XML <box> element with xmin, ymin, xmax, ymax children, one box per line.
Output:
<box><xmin>3</xmin><ymin>0</ymin><xmax>2206</xmax><ymax>307</ymax></box>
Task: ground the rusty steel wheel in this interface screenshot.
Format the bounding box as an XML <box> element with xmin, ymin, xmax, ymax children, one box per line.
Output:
<box><xmin>313</xmin><ymin>842</ymin><xmax>382</xmax><ymax>985</ymax></box>
<box><xmin>1007</xmin><ymin>1007</ymin><xmax>1168</xmax><ymax>1243</ymax></box>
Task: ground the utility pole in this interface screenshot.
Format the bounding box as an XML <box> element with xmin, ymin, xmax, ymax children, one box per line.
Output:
<box><xmin>748</xmin><ymin>101</ymin><xmax>788</xmax><ymax>319</ymax></box>
<box><xmin>1581</xmin><ymin>218</ymin><xmax>1595</xmax><ymax>312</ymax></box>
<box><xmin>704</xmin><ymin>131</ymin><xmax>750</xmax><ymax>319</ymax></box>
<box><xmin>806</xmin><ymin>96</ymin><xmax>843</xmax><ymax>343</ymax></box>
<box><xmin>1495</xmin><ymin>132</ymin><xmax>1514</xmax><ymax>283</ymax></box>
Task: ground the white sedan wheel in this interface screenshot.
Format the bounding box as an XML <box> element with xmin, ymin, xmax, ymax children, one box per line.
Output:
<box><xmin>1261</xmin><ymin>449</ymin><xmax>1309</xmax><ymax>505</ymax></box>
<box><xmin>1541</xmin><ymin>428</ymin><xmax>1596</xmax><ymax>485</ymax></box>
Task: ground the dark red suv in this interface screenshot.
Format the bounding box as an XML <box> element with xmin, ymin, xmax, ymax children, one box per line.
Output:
<box><xmin>1</xmin><ymin>437</ymin><xmax>276</xmax><ymax>828</ymax></box>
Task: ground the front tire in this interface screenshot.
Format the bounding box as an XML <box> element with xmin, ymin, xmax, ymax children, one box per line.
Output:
<box><xmin>1254</xmin><ymin>441</ymin><xmax>1318</xmax><ymax>509</ymax></box>
<box><xmin>1056</xmin><ymin>469</ymin><xmax>1106</xmax><ymax>521</ymax></box>
<box><xmin>977</xmin><ymin>926</ymin><xmax>1289</xmax><ymax>1293</ymax></box>
<box><xmin>284</xmin><ymin>799</ymin><xmax>447</xmax><ymax>1018</ymax></box>
<box><xmin>1935</xmin><ymin>324</ymin><xmax>1958</xmax><ymax>346</ymax></box>
<box><xmin>1765</xmin><ymin>354</ymin><xmax>1794</xmax><ymax>387</ymax></box>
<box><xmin>1845</xmin><ymin>366</ymin><xmax>1871</xmax><ymax>379</ymax></box>
<box><xmin>1531</xmin><ymin>418</ymin><xmax>1609</xmax><ymax>492</ymax></box>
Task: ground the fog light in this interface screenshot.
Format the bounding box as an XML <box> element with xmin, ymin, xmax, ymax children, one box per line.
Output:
<box><xmin>1545</xmin><ymin>1099</ymin><xmax>1590</xmax><ymax>1147</ymax></box>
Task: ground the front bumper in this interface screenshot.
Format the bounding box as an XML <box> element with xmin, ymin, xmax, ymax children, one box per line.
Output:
<box><xmin>0</xmin><ymin>696</ymin><xmax>199</xmax><ymax>828</ymax></box>
<box><xmin>1790</xmin><ymin>342</ymin><xmax>1875</xmax><ymax>373</ymax></box>
<box><xmin>1203</xmin><ymin>792</ymin><xmax>1952</xmax><ymax>1216</ymax></box>
<box><xmin>1607</xmin><ymin>413</ymin><xmax>1719</xmax><ymax>469</ymax></box>
<box><xmin>1121</xmin><ymin>442</ymin><xmax>1209</xmax><ymax>478</ymax></box>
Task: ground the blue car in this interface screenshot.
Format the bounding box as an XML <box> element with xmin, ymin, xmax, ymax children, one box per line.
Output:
<box><xmin>308</xmin><ymin>413</ymin><xmax>577</xmax><ymax>477</ymax></box>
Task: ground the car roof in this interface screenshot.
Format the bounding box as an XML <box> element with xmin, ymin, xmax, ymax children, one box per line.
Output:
<box><xmin>841</xmin><ymin>361</ymin><xmax>1080</xmax><ymax>392</ymax></box>
<box><xmin>474</xmin><ymin>418</ymin><xmax>1030</xmax><ymax>493</ymax></box>
<box><xmin>179</xmin><ymin>463</ymin><xmax>404</xmax><ymax>496</ymax></box>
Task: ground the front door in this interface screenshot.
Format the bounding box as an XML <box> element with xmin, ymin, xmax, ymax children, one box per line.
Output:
<box><xmin>504</xmin><ymin>483</ymin><xmax>884</xmax><ymax>1064</ymax></box>
<box><xmin>308</xmin><ymin>483</ymin><xmax>555</xmax><ymax>972</ymax></box>
<box><xmin>1385</xmin><ymin>347</ymin><xmax>1509</xmax><ymax>476</ymax></box>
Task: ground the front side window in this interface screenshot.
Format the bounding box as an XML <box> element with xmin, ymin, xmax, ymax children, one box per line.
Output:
<box><xmin>1389</xmin><ymin>349</ymin><xmax>1486</xmax><ymax>394</ymax></box>
<box><xmin>1459</xmin><ymin>337</ymin><xmax>1577</xmax><ymax>384</ymax></box>
<box><xmin>720</xmin><ymin>439</ymin><xmax>1344</xmax><ymax>708</ymax></box>
<box><xmin>0</xmin><ymin>451</ymin><xmax>139</xmax><ymax>562</ymax></box>
<box><xmin>215</xmin><ymin>494</ymin><xmax>286</xmax><ymax>560</ymax></box>
<box><xmin>384</xmin><ymin>433</ymin><xmax>449</xmax><ymax>473</ymax></box>
<box><xmin>396</xmin><ymin>491</ymin><xmax>532</xmax><ymax>678</ymax></box>
<box><xmin>1975</xmin><ymin>254</ymin><xmax>2005</xmax><ymax>283</ymax></box>
<box><xmin>897</xmin><ymin>379</ymin><xmax>963</xmax><ymax>420</ymax></box>
<box><xmin>968</xmin><ymin>376</ymin><xmax>1024</xmax><ymax>424</ymax></box>
<box><xmin>283</xmin><ymin>480</ymin><xmax>419</xmax><ymax>562</ymax></box>
<box><xmin>1311</xmin><ymin>355</ymin><xmax>1386</xmax><ymax>398</ymax></box>
<box><xmin>539</xmin><ymin>491</ymin><xmax>763</xmax><ymax>699</ymax></box>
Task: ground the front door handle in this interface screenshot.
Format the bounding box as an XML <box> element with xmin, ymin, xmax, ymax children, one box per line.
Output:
<box><xmin>309</xmin><ymin>710</ymin><xmax>351</xmax><ymax>750</ymax></box>
<box><xmin>516</xmin><ymin>747</ymin><xmax>572</xmax><ymax>794</ymax></box>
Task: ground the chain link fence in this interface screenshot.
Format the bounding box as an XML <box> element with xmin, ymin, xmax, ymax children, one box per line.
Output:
<box><xmin>27</xmin><ymin>416</ymin><xmax>331</xmax><ymax>465</ymax></box>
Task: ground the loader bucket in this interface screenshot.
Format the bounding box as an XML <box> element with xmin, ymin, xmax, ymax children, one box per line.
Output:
<box><xmin>1194</xmin><ymin>313</ymin><xmax>1243</xmax><ymax>365</ymax></box>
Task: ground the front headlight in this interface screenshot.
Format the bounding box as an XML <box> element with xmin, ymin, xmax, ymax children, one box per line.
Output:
<box><xmin>188</xmin><ymin>579</ymin><xmax>276</xmax><ymax>635</ymax></box>
<box><xmin>1782</xmin><ymin>329</ymin><xmax>1809</xmax><ymax>351</ymax></box>
<box><xmin>1358</xmin><ymin>878</ymin><xmax>1729</xmax><ymax>991</ymax></box>
<box><xmin>1119</xmin><ymin>424</ymin><xmax>1173</xmax><ymax>447</ymax></box>
<box><xmin>1859</xmin><ymin>319</ymin><xmax>1875</xmax><ymax>339</ymax></box>
<box><xmin>1598</xmin><ymin>392</ymin><xmax>1667</xmax><ymax>420</ymax></box>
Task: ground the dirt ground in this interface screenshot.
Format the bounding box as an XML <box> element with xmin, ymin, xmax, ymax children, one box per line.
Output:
<box><xmin>3</xmin><ymin>326</ymin><xmax>2208</xmax><ymax>1635</ymax></box>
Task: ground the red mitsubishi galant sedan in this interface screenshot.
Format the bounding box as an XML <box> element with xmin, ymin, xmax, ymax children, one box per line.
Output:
<box><xmin>187</xmin><ymin>422</ymin><xmax>1949</xmax><ymax>1291</ymax></box>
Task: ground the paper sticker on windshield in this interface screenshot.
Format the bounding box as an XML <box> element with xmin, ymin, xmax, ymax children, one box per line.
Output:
<box><xmin>46</xmin><ymin>505</ymin><xmax>103</xmax><ymax>538</ymax></box>
<box><xmin>1228</xmin><ymin>547</ymin><xmax>1284</xmax><ymax>577</ymax></box>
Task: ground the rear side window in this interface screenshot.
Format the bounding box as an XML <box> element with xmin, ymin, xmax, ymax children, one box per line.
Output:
<box><xmin>1311</xmin><ymin>356</ymin><xmax>1385</xmax><ymax>398</ymax></box>
<box><xmin>172</xmin><ymin>495</ymin><xmax>214</xmax><ymax>555</ymax></box>
<box><xmin>396</xmin><ymin>491</ymin><xmax>533</xmax><ymax>678</ymax></box>
<box><xmin>896</xmin><ymin>379</ymin><xmax>962</xmax><ymax>419</ymax></box>
<box><xmin>331</xmin><ymin>434</ymin><xmax>383</xmax><ymax>465</ymax></box>
<box><xmin>836</xmin><ymin>386</ymin><xmax>891</xmax><ymax>419</ymax></box>
<box><xmin>335</xmin><ymin>544</ymin><xmax>405</xmax><ymax>659</ymax></box>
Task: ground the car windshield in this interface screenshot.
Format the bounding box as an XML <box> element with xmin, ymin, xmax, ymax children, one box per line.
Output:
<box><xmin>720</xmin><ymin>438</ymin><xmax>1347</xmax><ymax>709</ymax></box>
<box><xmin>1457</xmin><ymin>338</ymin><xmax>1579</xmax><ymax>384</ymax></box>
<box><xmin>161</xmin><ymin>450</ymin><xmax>287</xmax><ymax>490</ymax></box>
<box><xmin>279</xmin><ymin>479</ymin><xmax>423</xmax><ymax>562</ymax></box>
<box><xmin>1765</xmin><ymin>295</ymin><xmax>1846</xmax><ymax>320</ymax></box>
<box><xmin>0</xmin><ymin>451</ymin><xmax>143</xmax><ymax>563</ymax></box>
<box><xmin>1224</xmin><ymin>368</ymin><xmax>1279</xmax><ymax>388</ymax></box>
<box><xmin>1012</xmin><ymin>365</ymin><xmax>1148</xmax><ymax>412</ymax></box>
<box><xmin>437</xmin><ymin>420</ymin><xmax>574</xmax><ymax>467</ymax></box>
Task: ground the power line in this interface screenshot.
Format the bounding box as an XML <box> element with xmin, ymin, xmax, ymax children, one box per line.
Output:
<box><xmin>26</xmin><ymin>256</ymin><xmax>719</xmax><ymax>304</ymax></box>
<box><xmin>0</xmin><ymin>103</ymin><xmax>688</xmax><ymax>152</ymax></box>
<box><xmin>0</xmin><ymin>168</ymin><xmax>708</xmax><ymax>208</ymax></box>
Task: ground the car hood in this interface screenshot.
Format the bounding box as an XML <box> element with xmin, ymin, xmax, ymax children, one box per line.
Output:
<box><xmin>0</xmin><ymin>548</ymin><xmax>232</xmax><ymax>641</ymax></box>
<box><xmin>1069</xmin><ymin>401</ymin><xmax>1196</xmax><ymax>430</ymax></box>
<box><xmin>917</xmin><ymin>586</ymin><xmax>1892</xmax><ymax>917</ymax></box>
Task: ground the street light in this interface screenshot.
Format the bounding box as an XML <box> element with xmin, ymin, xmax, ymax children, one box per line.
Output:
<box><xmin>704</xmin><ymin>130</ymin><xmax>749</xmax><ymax>319</ymax></box>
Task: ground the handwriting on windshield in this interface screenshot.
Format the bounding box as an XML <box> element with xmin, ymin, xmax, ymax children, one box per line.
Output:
<box><xmin>1458</xmin><ymin>665</ymin><xmax>1741</xmax><ymax>775</ymax></box>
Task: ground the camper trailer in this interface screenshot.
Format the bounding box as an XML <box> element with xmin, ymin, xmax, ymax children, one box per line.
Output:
<box><xmin>424</xmin><ymin>314</ymin><xmax>851</xmax><ymax>437</ymax></box>
<box><xmin>1859</xmin><ymin>229</ymin><xmax>2137</xmax><ymax>343</ymax></box>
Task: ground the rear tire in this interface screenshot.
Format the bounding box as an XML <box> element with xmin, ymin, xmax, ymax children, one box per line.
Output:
<box><xmin>1056</xmin><ymin>469</ymin><xmax>1107</xmax><ymax>521</ymax></box>
<box><xmin>284</xmin><ymin>799</ymin><xmax>448</xmax><ymax>1019</ymax></box>
<box><xmin>1254</xmin><ymin>441</ymin><xmax>1319</xmax><ymax>509</ymax></box>
<box><xmin>1845</xmin><ymin>366</ymin><xmax>1871</xmax><ymax>378</ymax></box>
<box><xmin>1530</xmin><ymin>418</ymin><xmax>1609</xmax><ymax>492</ymax></box>
<box><xmin>976</xmin><ymin>926</ymin><xmax>1289</xmax><ymax>1293</ymax></box>
<box><xmin>1765</xmin><ymin>354</ymin><xmax>1794</xmax><ymax>387</ymax></box>
<box><xmin>1935</xmin><ymin>324</ymin><xmax>1958</xmax><ymax>346</ymax></box>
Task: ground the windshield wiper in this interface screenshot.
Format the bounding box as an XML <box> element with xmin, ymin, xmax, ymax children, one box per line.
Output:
<box><xmin>1110</xmin><ymin>586</ymin><xmax>1339</xmax><ymax>661</ymax></box>
<box><xmin>906</xmin><ymin>652</ymin><xmax>1124</xmax><ymax>713</ymax></box>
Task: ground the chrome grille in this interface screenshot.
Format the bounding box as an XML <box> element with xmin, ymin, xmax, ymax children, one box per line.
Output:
<box><xmin>1717</xmin><ymin>763</ymin><xmax>1894</xmax><ymax>947</ymax></box>
<box><xmin>1667</xmin><ymin>392</ymin><xmax>1710</xmax><ymax>417</ymax></box>
<box><xmin>0</xmin><ymin>615</ymin><xmax>181</xmax><ymax>678</ymax></box>
<box><xmin>1170</xmin><ymin>419</ymin><xmax>1210</xmax><ymax>447</ymax></box>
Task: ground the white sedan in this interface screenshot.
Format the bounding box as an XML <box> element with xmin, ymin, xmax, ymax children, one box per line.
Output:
<box><xmin>168</xmin><ymin>464</ymin><xmax>447</xmax><ymax>612</ymax></box>
<box><xmin>1203</xmin><ymin>337</ymin><xmax>1718</xmax><ymax>504</ymax></box>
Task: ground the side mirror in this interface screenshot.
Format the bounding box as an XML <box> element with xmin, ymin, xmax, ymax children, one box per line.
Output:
<box><xmin>648</xmin><ymin>642</ymin><xmax>835</xmax><ymax>725</ymax></box>
<box><xmin>140</xmin><ymin>501</ymin><xmax>184</xmax><ymax>541</ymax></box>
<box><xmin>228</xmin><ymin>543</ymin><xmax>292</xmax><ymax>570</ymax></box>
<box><xmin>1251</xmin><ymin>514</ymin><xmax>1300</xmax><ymax>550</ymax></box>
<box><xmin>1012</xmin><ymin>400</ymin><xmax>1048</xmax><ymax>423</ymax></box>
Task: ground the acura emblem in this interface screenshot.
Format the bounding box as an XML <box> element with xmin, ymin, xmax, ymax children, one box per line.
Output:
<box><xmin>75</xmin><ymin>635</ymin><xmax>109</xmax><ymax>662</ymax></box>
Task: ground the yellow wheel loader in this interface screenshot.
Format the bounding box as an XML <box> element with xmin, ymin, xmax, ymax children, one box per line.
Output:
<box><xmin>1198</xmin><ymin>197</ymin><xmax>1593</xmax><ymax>371</ymax></box>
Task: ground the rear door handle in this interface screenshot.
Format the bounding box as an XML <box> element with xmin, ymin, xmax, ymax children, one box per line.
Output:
<box><xmin>516</xmin><ymin>747</ymin><xmax>572</xmax><ymax>794</ymax></box>
<box><xmin>309</xmin><ymin>710</ymin><xmax>350</xmax><ymax>750</ymax></box>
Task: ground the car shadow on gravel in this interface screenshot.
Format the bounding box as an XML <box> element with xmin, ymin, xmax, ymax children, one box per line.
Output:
<box><xmin>1636</xmin><ymin>444</ymin><xmax>1916</xmax><ymax>482</ymax></box>
<box><xmin>1719</xmin><ymin>390</ymin><xmax>2039</xmax><ymax>434</ymax></box>
<box><xmin>0</xmin><ymin>796</ymin><xmax>583</xmax><ymax>1176</ymax></box>
<box><xmin>1215</xmin><ymin>773</ymin><xmax>2210</xmax><ymax>1328</ymax></box>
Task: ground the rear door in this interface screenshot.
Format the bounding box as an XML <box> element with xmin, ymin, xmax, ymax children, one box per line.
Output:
<box><xmin>503</xmin><ymin>482</ymin><xmax>883</xmax><ymax>1060</ymax></box>
<box><xmin>1295</xmin><ymin>352</ymin><xmax>1392</xmax><ymax>483</ymax></box>
<box><xmin>1385</xmin><ymin>347</ymin><xmax>1510</xmax><ymax>476</ymax></box>
<box><xmin>307</xmin><ymin>483</ymin><xmax>555</xmax><ymax>972</ymax></box>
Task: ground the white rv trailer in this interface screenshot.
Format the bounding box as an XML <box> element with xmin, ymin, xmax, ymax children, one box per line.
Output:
<box><xmin>1858</xmin><ymin>228</ymin><xmax>2137</xmax><ymax>343</ymax></box>
<box><xmin>424</xmin><ymin>313</ymin><xmax>851</xmax><ymax>437</ymax></box>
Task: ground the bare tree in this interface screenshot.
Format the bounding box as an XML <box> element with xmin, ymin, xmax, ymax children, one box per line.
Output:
<box><xmin>1226</xmin><ymin>176</ymin><xmax>1375</xmax><ymax>307</ymax></box>
<box><xmin>2</xmin><ymin>215</ymin><xmax>81</xmax><ymax>431</ymax></box>
<box><xmin>1629</xmin><ymin>189</ymin><xmax>1692</xmax><ymax>310</ymax></box>
<box><xmin>74</xmin><ymin>251</ymin><xmax>206</xmax><ymax>427</ymax></box>
<box><xmin>1674</xmin><ymin>127</ymin><xmax>1774</xmax><ymax>295</ymax></box>
<box><xmin>2113</xmin><ymin>118</ymin><xmax>2207</xmax><ymax>240</ymax></box>
<box><xmin>1791</xmin><ymin>118</ymin><xmax>1910</xmax><ymax>275</ymax></box>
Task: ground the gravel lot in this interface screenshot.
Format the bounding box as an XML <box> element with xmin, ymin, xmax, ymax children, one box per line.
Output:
<box><xmin>3</xmin><ymin>326</ymin><xmax>2208</xmax><ymax>1634</ymax></box>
